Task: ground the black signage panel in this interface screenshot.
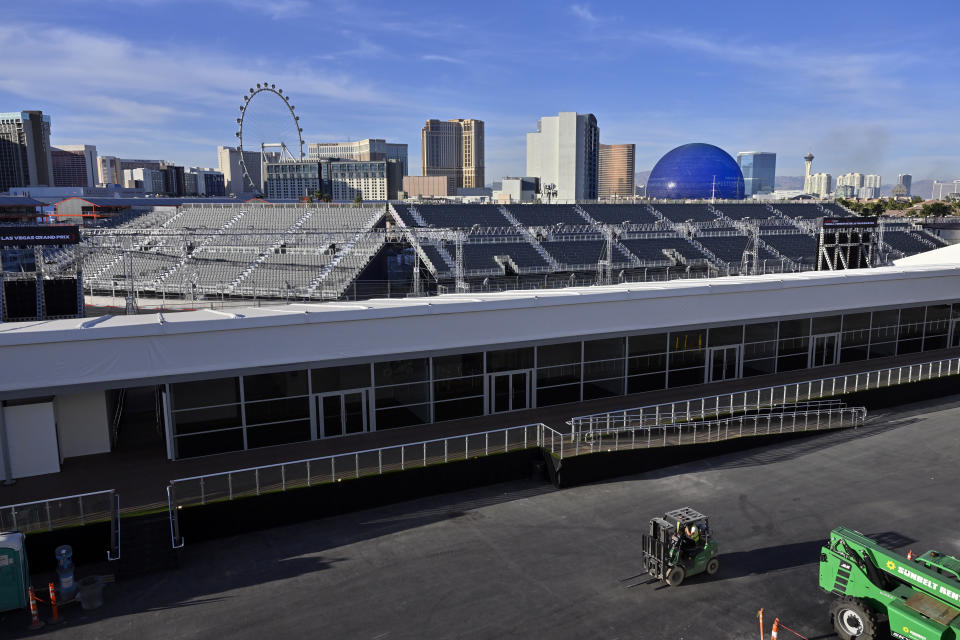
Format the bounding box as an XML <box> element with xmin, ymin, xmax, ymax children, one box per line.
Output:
<box><xmin>0</xmin><ymin>225</ymin><xmax>80</xmax><ymax>246</ymax></box>
<box><xmin>822</xmin><ymin>217</ymin><xmax>878</xmax><ymax>228</ymax></box>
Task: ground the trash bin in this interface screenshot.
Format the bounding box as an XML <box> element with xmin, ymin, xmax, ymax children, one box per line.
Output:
<box><xmin>77</xmin><ymin>576</ymin><xmax>104</xmax><ymax>610</ymax></box>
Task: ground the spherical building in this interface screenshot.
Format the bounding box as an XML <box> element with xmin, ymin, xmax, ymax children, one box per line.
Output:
<box><xmin>647</xmin><ymin>143</ymin><xmax>745</xmax><ymax>200</ymax></box>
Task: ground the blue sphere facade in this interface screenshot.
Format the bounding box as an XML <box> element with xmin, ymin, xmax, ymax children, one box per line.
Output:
<box><xmin>647</xmin><ymin>143</ymin><xmax>745</xmax><ymax>200</ymax></box>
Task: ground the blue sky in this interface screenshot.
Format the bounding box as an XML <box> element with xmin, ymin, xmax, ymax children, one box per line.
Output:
<box><xmin>3</xmin><ymin>0</ymin><xmax>959</xmax><ymax>185</ymax></box>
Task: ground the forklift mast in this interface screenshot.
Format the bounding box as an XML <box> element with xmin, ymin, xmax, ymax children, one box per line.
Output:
<box><xmin>820</xmin><ymin>527</ymin><xmax>960</xmax><ymax>639</ymax></box>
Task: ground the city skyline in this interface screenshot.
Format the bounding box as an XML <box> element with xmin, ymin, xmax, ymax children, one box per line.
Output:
<box><xmin>2</xmin><ymin>1</ymin><xmax>959</xmax><ymax>186</ymax></box>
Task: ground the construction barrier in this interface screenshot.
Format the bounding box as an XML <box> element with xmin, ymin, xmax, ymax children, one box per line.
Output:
<box><xmin>48</xmin><ymin>581</ymin><xmax>62</xmax><ymax>624</ymax></box>
<box><xmin>27</xmin><ymin>586</ymin><xmax>44</xmax><ymax>630</ymax></box>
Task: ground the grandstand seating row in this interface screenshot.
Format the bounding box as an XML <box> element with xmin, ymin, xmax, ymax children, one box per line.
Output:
<box><xmin>45</xmin><ymin>201</ymin><xmax>952</xmax><ymax>302</ymax></box>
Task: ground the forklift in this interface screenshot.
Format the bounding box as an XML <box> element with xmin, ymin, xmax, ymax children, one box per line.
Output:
<box><xmin>641</xmin><ymin>507</ymin><xmax>719</xmax><ymax>587</ymax></box>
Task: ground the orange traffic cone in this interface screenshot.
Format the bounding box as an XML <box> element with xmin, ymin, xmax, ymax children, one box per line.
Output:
<box><xmin>771</xmin><ymin>618</ymin><xmax>780</xmax><ymax>640</ymax></box>
<box><xmin>27</xmin><ymin>586</ymin><xmax>44</xmax><ymax>630</ymax></box>
<box><xmin>48</xmin><ymin>581</ymin><xmax>62</xmax><ymax>624</ymax></box>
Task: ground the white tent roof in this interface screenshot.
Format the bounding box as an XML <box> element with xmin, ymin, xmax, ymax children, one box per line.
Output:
<box><xmin>893</xmin><ymin>243</ymin><xmax>960</xmax><ymax>267</ymax></box>
<box><xmin>1</xmin><ymin>265</ymin><xmax>959</xmax><ymax>396</ymax></box>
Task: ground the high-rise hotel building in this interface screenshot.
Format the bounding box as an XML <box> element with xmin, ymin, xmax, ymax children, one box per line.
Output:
<box><xmin>421</xmin><ymin>119</ymin><xmax>485</xmax><ymax>192</ymax></box>
<box><xmin>598</xmin><ymin>143</ymin><xmax>635</xmax><ymax>199</ymax></box>
<box><xmin>0</xmin><ymin>111</ymin><xmax>53</xmax><ymax>192</ymax></box>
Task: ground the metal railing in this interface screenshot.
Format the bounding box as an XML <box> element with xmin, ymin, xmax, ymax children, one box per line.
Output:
<box><xmin>545</xmin><ymin>405</ymin><xmax>866</xmax><ymax>459</ymax></box>
<box><xmin>0</xmin><ymin>489</ymin><xmax>120</xmax><ymax>560</ymax></box>
<box><xmin>569</xmin><ymin>356</ymin><xmax>960</xmax><ymax>437</ymax></box>
<box><xmin>167</xmin><ymin>423</ymin><xmax>544</xmax><ymax>548</ymax></box>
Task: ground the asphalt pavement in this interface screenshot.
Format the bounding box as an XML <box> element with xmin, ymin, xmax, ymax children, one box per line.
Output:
<box><xmin>3</xmin><ymin>394</ymin><xmax>960</xmax><ymax>639</ymax></box>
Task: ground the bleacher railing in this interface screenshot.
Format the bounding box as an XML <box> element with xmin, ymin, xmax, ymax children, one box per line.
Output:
<box><xmin>0</xmin><ymin>489</ymin><xmax>120</xmax><ymax>560</ymax></box>
<box><xmin>166</xmin><ymin>423</ymin><xmax>544</xmax><ymax>548</ymax></box>
<box><xmin>569</xmin><ymin>356</ymin><xmax>960</xmax><ymax>438</ymax></box>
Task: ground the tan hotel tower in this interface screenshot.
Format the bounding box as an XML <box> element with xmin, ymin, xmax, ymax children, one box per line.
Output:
<box><xmin>421</xmin><ymin>119</ymin><xmax>485</xmax><ymax>192</ymax></box>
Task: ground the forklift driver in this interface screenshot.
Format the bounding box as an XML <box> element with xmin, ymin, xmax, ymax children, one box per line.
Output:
<box><xmin>680</xmin><ymin>523</ymin><xmax>702</xmax><ymax>558</ymax></box>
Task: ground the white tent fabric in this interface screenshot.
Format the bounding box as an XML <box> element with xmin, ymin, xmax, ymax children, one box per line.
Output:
<box><xmin>1</xmin><ymin>265</ymin><xmax>959</xmax><ymax>396</ymax></box>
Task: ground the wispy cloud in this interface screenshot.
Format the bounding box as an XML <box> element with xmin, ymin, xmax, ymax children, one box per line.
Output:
<box><xmin>421</xmin><ymin>54</ymin><xmax>465</xmax><ymax>65</ymax></box>
<box><xmin>0</xmin><ymin>23</ymin><xmax>386</xmax><ymax>115</ymax></box>
<box><xmin>618</xmin><ymin>28</ymin><xmax>914</xmax><ymax>98</ymax></box>
<box><xmin>569</xmin><ymin>4</ymin><xmax>599</xmax><ymax>23</ymax></box>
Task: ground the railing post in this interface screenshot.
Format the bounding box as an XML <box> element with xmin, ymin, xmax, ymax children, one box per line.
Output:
<box><xmin>307</xmin><ymin>461</ymin><xmax>312</xmax><ymax>487</ymax></box>
<box><xmin>356</xmin><ymin>453</ymin><xmax>360</xmax><ymax>478</ymax></box>
<box><xmin>282</xmin><ymin>465</ymin><xmax>287</xmax><ymax>491</ymax></box>
<box><xmin>401</xmin><ymin>446</ymin><xmax>405</xmax><ymax>470</ymax></box>
<box><xmin>485</xmin><ymin>432</ymin><xmax>489</xmax><ymax>456</ymax></box>
<box><xmin>330</xmin><ymin>458</ymin><xmax>334</xmax><ymax>483</ymax></box>
<box><xmin>256</xmin><ymin>468</ymin><xmax>261</xmax><ymax>495</ymax></box>
<box><xmin>200</xmin><ymin>477</ymin><xmax>206</xmax><ymax>505</ymax></box>
<box><xmin>228</xmin><ymin>474</ymin><xmax>233</xmax><ymax>499</ymax></box>
<box><xmin>45</xmin><ymin>502</ymin><xmax>52</xmax><ymax>532</ymax></box>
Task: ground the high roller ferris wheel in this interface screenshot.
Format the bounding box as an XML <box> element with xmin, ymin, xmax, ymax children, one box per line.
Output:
<box><xmin>235</xmin><ymin>82</ymin><xmax>305</xmax><ymax>194</ymax></box>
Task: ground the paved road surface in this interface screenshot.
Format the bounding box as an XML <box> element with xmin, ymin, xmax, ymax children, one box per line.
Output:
<box><xmin>3</xmin><ymin>395</ymin><xmax>959</xmax><ymax>639</ymax></box>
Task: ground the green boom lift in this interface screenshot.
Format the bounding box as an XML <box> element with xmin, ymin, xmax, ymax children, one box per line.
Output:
<box><xmin>819</xmin><ymin>527</ymin><xmax>960</xmax><ymax>640</ymax></box>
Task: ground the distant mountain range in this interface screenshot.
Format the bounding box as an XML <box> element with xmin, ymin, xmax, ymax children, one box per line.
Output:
<box><xmin>635</xmin><ymin>172</ymin><xmax>937</xmax><ymax>199</ymax></box>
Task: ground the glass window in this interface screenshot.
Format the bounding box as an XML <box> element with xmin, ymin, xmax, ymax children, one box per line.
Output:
<box><xmin>627</xmin><ymin>373</ymin><xmax>666</xmax><ymax>393</ymax></box>
<box><xmin>869</xmin><ymin>341</ymin><xmax>897</xmax><ymax>359</ymax></box>
<box><xmin>629</xmin><ymin>333</ymin><xmax>667</xmax><ymax>356</ymax></box>
<box><xmin>743</xmin><ymin>341</ymin><xmax>776</xmax><ymax>360</ymax></box>
<box><xmin>312</xmin><ymin>364</ymin><xmax>371</xmax><ymax>392</ymax></box>
<box><xmin>670</xmin><ymin>330</ymin><xmax>705</xmax><ymax>353</ymax></box>
<box><xmin>670</xmin><ymin>350</ymin><xmax>705</xmax><ymax>369</ymax></box>
<box><xmin>584</xmin><ymin>359</ymin><xmax>624</xmax><ymax>381</ymax></box>
<box><xmin>842</xmin><ymin>313</ymin><xmax>870</xmax><ymax>331</ymax></box>
<box><xmin>777</xmin><ymin>354</ymin><xmax>808</xmax><ymax>372</ymax></box>
<box><xmin>812</xmin><ymin>315</ymin><xmax>842</xmax><ymax>334</ymax></box>
<box><xmin>537</xmin><ymin>364</ymin><xmax>581</xmax><ymax>387</ymax></box>
<box><xmin>584</xmin><ymin>337</ymin><xmax>624</xmax><ymax>361</ymax></box>
<box><xmin>173</xmin><ymin>404</ymin><xmax>241</xmax><ymax>435</ymax></box>
<box><xmin>778</xmin><ymin>319</ymin><xmax>809</xmax><ymax>340</ymax></box>
<box><xmin>376</xmin><ymin>404</ymin><xmax>430</xmax><ymax>429</ymax></box>
<box><xmin>243</xmin><ymin>370</ymin><xmax>308</xmax><ymax>402</ymax></box>
<box><xmin>583</xmin><ymin>378</ymin><xmax>623</xmax><ymax>400</ymax></box>
<box><xmin>374</xmin><ymin>358</ymin><xmax>428</xmax><ymax>386</ymax></box>
<box><xmin>176</xmin><ymin>430</ymin><xmax>244</xmax><ymax>458</ymax></box>
<box><xmin>745</xmin><ymin>322</ymin><xmax>777</xmax><ymax>343</ymax></box>
<box><xmin>628</xmin><ymin>353</ymin><xmax>666</xmax><ymax>375</ymax></box>
<box><xmin>433</xmin><ymin>376</ymin><xmax>483</xmax><ymax>402</ymax></box>
<box><xmin>246</xmin><ymin>421</ymin><xmax>311</xmax><ymax>448</ymax></box>
<box><xmin>871</xmin><ymin>310</ymin><xmax>899</xmax><ymax>343</ymax></box>
<box><xmin>434</xmin><ymin>397</ymin><xmax>484</xmax><ymax>422</ymax></box>
<box><xmin>537</xmin><ymin>383</ymin><xmax>581</xmax><ymax>407</ymax></box>
<box><xmin>668</xmin><ymin>368</ymin><xmax>703</xmax><ymax>388</ymax></box>
<box><xmin>171</xmin><ymin>377</ymin><xmax>239</xmax><ymax>410</ymax></box>
<box><xmin>375</xmin><ymin>382</ymin><xmax>430</xmax><ymax>408</ymax></box>
<box><xmin>433</xmin><ymin>353</ymin><xmax>483</xmax><ymax>380</ymax></box>
<box><xmin>899</xmin><ymin>307</ymin><xmax>925</xmax><ymax>340</ymax></box>
<box><xmin>487</xmin><ymin>347</ymin><xmax>533</xmax><ymax>372</ymax></box>
<box><xmin>708</xmin><ymin>325</ymin><xmax>743</xmax><ymax>346</ymax></box>
<box><xmin>537</xmin><ymin>342</ymin><xmax>581</xmax><ymax>367</ymax></box>
<box><xmin>245</xmin><ymin>397</ymin><xmax>310</xmax><ymax>425</ymax></box>
<box><xmin>742</xmin><ymin>358</ymin><xmax>776</xmax><ymax>377</ymax></box>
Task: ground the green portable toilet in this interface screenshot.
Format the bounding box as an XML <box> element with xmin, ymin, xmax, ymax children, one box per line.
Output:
<box><xmin>0</xmin><ymin>532</ymin><xmax>29</xmax><ymax>612</ymax></box>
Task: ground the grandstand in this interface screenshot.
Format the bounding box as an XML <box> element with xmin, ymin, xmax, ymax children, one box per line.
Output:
<box><xmin>10</xmin><ymin>200</ymin><xmax>947</xmax><ymax>306</ymax></box>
